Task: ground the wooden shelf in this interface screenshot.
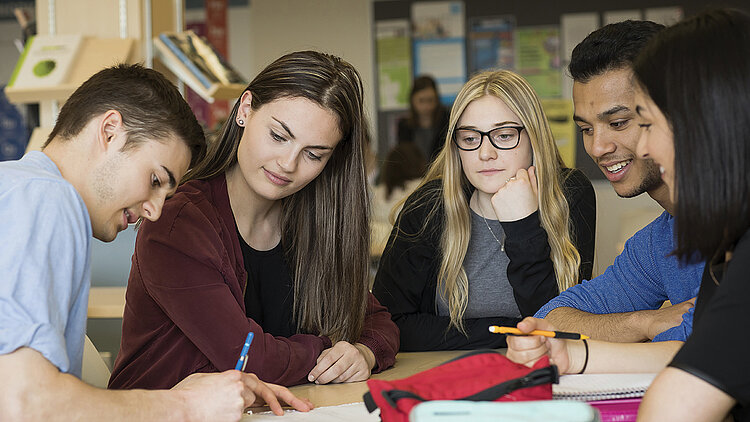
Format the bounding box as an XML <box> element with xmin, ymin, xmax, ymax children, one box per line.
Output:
<box><xmin>5</xmin><ymin>37</ymin><xmax>135</xmax><ymax>104</ymax></box>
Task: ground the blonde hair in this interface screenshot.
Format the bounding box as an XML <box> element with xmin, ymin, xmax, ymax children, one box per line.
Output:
<box><xmin>396</xmin><ymin>70</ymin><xmax>580</xmax><ymax>332</ymax></box>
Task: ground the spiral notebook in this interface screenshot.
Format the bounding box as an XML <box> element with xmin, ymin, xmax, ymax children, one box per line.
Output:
<box><xmin>552</xmin><ymin>373</ymin><xmax>657</xmax><ymax>401</ymax></box>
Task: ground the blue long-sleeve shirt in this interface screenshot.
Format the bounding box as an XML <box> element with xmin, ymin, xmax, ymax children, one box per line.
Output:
<box><xmin>535</xmin><ymin>211</ymin><xmax>703</xmax><ymax>342</ymax></box>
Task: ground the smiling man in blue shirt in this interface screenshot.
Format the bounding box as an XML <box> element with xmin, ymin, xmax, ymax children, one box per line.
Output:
<box><xmin>534</xmin><ymin>20</ymin><xmax>703</xmax><ymax>343</ymax></box>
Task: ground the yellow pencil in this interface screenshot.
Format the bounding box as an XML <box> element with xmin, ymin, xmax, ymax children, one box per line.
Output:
<box><xmin>489</xmin><ymin>325</ymin><xmax>589</xmax><ymax>340</ymax></box>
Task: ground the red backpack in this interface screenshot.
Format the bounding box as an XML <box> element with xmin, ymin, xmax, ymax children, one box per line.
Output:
<box><xmin>364</xmin><ymin>350</ymin><xmax>558</xmax><ymax>422</ymax></box>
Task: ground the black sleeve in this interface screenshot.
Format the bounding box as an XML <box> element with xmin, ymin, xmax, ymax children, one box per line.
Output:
<box><xmin>502</xmin><ymin>211</ymin><xmax>558</xmax><ymax>317</ymax></box>
<box><xmin>394</xmin><ymin>315</ymin><xmax>517</xmax><ymax>351</ymax></box>
<box><xmin>669</xmin><ymin>231</ymin><xmax>750</xmax><ymax>412</ymax></box>
<box><xmin>563</xmin><ymin>168</ymin><xmax>597</xmax><ymax>281</ymax></box>
<box><xmin>501</xmin><ymin>168</ymin><xmax>596</xmax><ymax>316</ymax></box>
<box><xmin>372</xmin><ymin>184</ymin><xmax>514</xmax><ymax>351</ymax></box>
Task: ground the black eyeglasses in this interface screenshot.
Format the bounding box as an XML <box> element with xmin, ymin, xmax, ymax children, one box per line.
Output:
<box><xmin>452</xmin><ymin>126</ymin><xmax>525</xmax><ymax>151</ymax></box>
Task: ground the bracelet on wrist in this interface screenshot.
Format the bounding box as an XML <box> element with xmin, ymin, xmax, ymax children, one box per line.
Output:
<box><xmin>578</xmin><ymin>339</ymin><xmax>589</xmax><ymax>374</ymax></box>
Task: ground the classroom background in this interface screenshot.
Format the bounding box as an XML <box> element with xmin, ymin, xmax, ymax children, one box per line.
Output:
<box><xmin>0</xmin><ymin>0</ymin><xmax>746</xmax><ymax>369</ymax></box>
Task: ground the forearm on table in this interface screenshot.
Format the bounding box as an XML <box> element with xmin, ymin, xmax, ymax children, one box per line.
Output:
<box><xmin>544</xmin><ymin>307</ymin><xmax>651</xmax><ymax>342</ymax></box>
<box><xmin>0</xmin><ymin>348</ymin><xmax>192</xmax><ymax>422</ymax></box>
<box><xmin>565</xmin><ymin>340</ymin><xmax>683</xmax><ymax>375</ymax></box>
<box><xmin>357</xmin><ymin>331</ymin><xmax>397</xmax><ymax>372</ymax></box>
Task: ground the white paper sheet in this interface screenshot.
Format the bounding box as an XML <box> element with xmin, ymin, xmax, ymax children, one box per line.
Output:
<box><xmin>245</xmin><ymin>403</ymin><xmax>380</xmax><ymax>421</ymax></box>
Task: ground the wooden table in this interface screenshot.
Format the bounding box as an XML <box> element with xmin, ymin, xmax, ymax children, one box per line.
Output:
<box><xmin>286</xmin><ymin>350</ymin><xmax>480</xmax><ymax>407</ymax></box>
<box><xmin>87</xmin><ymin>287</ymin><xmax>127</xmax><ymax>318</ymax></box>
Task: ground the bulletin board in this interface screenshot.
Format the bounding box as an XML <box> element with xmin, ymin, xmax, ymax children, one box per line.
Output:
<box><xmin>372</xmin><ymin>0</ymin><xmax>749</xmax><ymax>180</ymax></box>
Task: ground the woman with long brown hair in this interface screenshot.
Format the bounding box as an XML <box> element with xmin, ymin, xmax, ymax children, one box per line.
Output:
<box><xmin>109</xmin><ymin>51</ymin><xmax>399</xmax><ymax>389</ymax></box>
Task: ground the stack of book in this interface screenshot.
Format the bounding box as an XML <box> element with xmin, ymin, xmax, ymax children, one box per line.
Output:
<box><xmin>154</xmin><ymin>31</ymin><xmax>246</xmax><ymax>103</ymax></box>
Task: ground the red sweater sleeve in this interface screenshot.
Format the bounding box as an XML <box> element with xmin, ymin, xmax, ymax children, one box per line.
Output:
<box><xmin>111</xmin><ymin>196</ymin><xmax>331</xmax><ymax>389</ymax></box>
<box><xmin>358</xmin><ymin>293</ymin><xmax>399</xmax><ymax>372</ymax></box>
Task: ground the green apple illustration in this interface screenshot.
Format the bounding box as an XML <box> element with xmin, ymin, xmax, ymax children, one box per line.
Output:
<box><xmin>33</xmin><ymin>60</ymin><xmax>56</xmax><ymax>77</ymax></box>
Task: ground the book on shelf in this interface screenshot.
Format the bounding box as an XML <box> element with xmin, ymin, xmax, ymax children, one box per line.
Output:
<box><xmin>154</xmin><ymin>31</ymin><xmax>246</xmax><ymax>103</ymax></box>
<box><xmin>8</xmin><ymin>34</ymin><xmax>83</xmax><ymax>89</ymax></box>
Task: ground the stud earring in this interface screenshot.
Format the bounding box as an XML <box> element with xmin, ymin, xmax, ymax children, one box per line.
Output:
<box><xmin>237</xmin><ymin>119</ymin><xmax>245</xmax><ymax>126</ymax></box>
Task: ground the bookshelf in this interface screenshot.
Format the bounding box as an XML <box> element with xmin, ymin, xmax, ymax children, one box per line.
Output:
<box><xmin>11</xmin><ymin>0</ymin><xmax>181</xmax><ymax>128</ymax></box>
<box><xmin>152</xmin><ymin>31</ymin><xmax>245</xmax><ymax>103</ymax></box>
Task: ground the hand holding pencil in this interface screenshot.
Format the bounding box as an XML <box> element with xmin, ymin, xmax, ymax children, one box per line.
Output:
<box><xmin>503</xmin><ymin>317</ymin><xmax>580</xmax><ymax>375</ymax></box>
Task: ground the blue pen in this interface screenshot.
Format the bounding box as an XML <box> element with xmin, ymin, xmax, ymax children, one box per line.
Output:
<box><xmin>234</xmin><ymin>332</ymin><xmax>254</xmax><ymax>371</ymax></box>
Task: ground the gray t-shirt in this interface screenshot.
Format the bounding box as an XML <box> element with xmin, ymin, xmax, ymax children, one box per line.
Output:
<box><xmin>436</xmin><ymin>209</ymin><xmax>521</xmax><ymax>319</ymax></box>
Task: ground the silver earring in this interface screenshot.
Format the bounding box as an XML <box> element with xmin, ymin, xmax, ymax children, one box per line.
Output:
<box><xmin>237</xmin><ymin>119</ymin><xmax>244</xmax><ymax>126</ymax></box>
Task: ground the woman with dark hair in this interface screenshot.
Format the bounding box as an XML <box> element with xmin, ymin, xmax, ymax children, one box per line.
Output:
<box><xmin>108</xmin><ymin>51</ymin><xmax>399</xmax><ymax>389</ymax></box>
<box><xmin>397</xmin><ymin>75</ymin><xmax>450</xmax><ymax>162</ymax></box>
<box><xmin>632</xmin><ymin>9</ymin><xmax>750</xmax><ymax>421</ymax></box>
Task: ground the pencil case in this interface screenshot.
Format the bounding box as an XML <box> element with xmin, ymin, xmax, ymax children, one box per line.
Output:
<box><xmin>364</xmin><ymin>349</ymin><xmax>558</xmax><ymax>422</ymax></box>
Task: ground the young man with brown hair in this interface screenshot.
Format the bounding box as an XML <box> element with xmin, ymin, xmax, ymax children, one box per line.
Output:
<box><xmin>0</xmin><ymin>64</ymin><xmax>311</xmax><ymax>421</ymax></box>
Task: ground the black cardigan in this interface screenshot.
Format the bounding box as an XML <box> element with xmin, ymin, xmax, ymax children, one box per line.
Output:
<box><xmin>372</xmin><ymin>168</ymin><xmax>596</xmax><ymax>351</ymax></box>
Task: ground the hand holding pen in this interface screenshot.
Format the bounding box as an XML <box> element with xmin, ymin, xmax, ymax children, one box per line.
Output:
<box><xmin>232</xmin><ymin>331</ymin><xmax>315</xmax><ymax>415</ymax></box>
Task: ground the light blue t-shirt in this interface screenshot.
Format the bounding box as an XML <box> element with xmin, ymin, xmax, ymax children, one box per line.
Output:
<box><xmin>535</xmin><ymin>211</ymin><xmax>703</xmax><ymax>342</ymax></box>
<box><xmin>0</xmin><ymin>151</ymin><xmax>91</xmax><ymax>377</ymax></box>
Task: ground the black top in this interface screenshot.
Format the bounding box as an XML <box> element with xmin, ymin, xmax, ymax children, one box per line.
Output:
<box><xmin>372</xmin><ymin>168</ymin><xmax>596</xmax><ymax>351</ymax></box>
<box><xmin>670</xmin><ymin>228</ymin><xmax>750</xmax><ymax>421</ymax></box>
<box><xmin>238</xmin><ymin>233</ymin><xmax>297</xmax><ymax>337</ymax></box>
<box><xmin>397</xmin><ymin>106</ymin><xmax>450</xmax><ymax>162</ymax></box>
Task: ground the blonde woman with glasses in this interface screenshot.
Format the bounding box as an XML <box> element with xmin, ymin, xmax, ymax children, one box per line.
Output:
<box><xmin>373</xmin><ymin>70</ymin><xmax>596</xmax><ymax>351</ymax></box>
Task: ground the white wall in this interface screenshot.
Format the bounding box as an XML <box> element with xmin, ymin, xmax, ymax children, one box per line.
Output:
<box><xmin>0</xmin><ymin>20</ymin><xmax>23</xmax><ymax>85</ymax></box>
<box><xmin>591</xmin><ymin>180</ymin><xmax>663</xmax><ymax>277</ymax></box>
<box><xmin>246</xmin><ymin>0</ymin><xmax>376</xmax><ymax>138</ymax></box>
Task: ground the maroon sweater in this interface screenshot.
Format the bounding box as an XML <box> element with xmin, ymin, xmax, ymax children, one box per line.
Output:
<box><xmin>109</xmin><ymin>175</ymin><xmax>399</xmax><ymax>389</ymax></box>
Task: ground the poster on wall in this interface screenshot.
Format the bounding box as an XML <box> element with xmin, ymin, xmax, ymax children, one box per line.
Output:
<box><xmin>411</xmin><ymin>1</ymin><xmax>466</xmax><ymax>105</ymax></box>
<box><xmin>541</xmin><ymin>98</ymin><xmax>576</xmax><ymax>168</ymax></box>
<box><xmin>468</xmin><ymin>15</ymin><xmax>515</xmax><ymax>75</ymax></box>
<box><xmin>516</xmin><ymin>26</ymin><xmax>561</xmax><ymax>98</ymax></box>
<box><xmin>376</xmin><ymin>19</ymin><xmax>412</xmax><ymax>111</ymax></box>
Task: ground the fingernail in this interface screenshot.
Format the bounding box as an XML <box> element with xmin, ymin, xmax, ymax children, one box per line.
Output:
<box><xmin>308</xmin><ymin>375</ymin><xmax>314</xmax><ymax>381</ymax></box>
